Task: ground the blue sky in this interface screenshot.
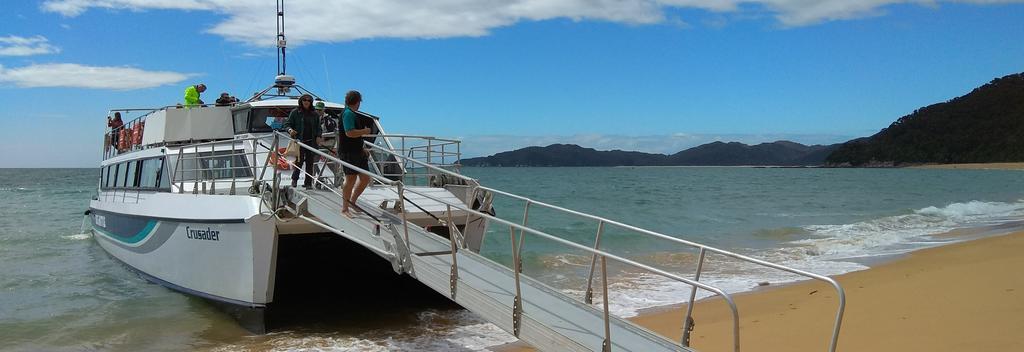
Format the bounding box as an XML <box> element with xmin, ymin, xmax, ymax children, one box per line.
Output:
<box><xmin>1</xmin><ymin>0</ymin><xmax>1022</xmax><ymax>167</ymax></box>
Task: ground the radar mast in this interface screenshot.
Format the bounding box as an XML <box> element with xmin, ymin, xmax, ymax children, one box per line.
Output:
<box><xmin>274</xmin><ymin>0</ymin><xmax>295</xmax><ymax>92</ymax></box>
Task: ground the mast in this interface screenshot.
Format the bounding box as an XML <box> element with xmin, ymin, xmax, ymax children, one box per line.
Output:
<box><xmin>274</xmin><ymin>0</ymin><xmax>295</xmax><ymax>93</ymax></box>
<box><xmin>276</xmin><ymin>0</ymin><xmax>287</xmax><ymax>75</ymax></box>
<box><xmin>249</xmin><ymin>0</ymin><xmax>318</xmax><ymax>101</ymax></box>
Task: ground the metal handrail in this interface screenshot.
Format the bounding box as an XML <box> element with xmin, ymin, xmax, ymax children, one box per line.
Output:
<box><xmin>168</xmin><ymin>137</ymin><xmax>262</xmax><ymax>194</ymax></box>
<box><xmin>361</xmin><ymin>138</ymin><xmax>845</xmax><ymax>352</ymax></box>
<box><xmin>281</xmin><ymin>139</ymin><xmax>739</xmax><ymax>350</ymax></box>
<box><xmin>395</xmin><ymin>183</ymin><xmax>743</xmax><ymax>351</ymax></box>
<box><xmin>364</xmin><ymin>141</ymin><xmax>476</xmax><ymax>184</ymax></box>
<box><xmin>276</xmin><ymin>132</ymin><xmax>397</xmax><ymax>186</ymax></box>
<box><xmin>103</xmin><ymin>104</ymin><xmax>239</xmax><ymax>160</ymax></box>
<box><xmin>158</xmin><ymin>129</ymin><xmax>841</xmax><ymax>351</ymax></box>
<box><xmin>480</xmin><ymin>186</ymin><xmax>846</xmax><ymax>350</ymax></box>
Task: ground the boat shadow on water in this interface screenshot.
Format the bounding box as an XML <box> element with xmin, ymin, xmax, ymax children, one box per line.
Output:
<box><xmin>215</xmin><ymin>233</ymin><xmax>461</xmax><ymax>334</ymax></box>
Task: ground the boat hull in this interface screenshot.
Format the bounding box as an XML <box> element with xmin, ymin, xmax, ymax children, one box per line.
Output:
<box><xmin>89</xmin><ymin>193</ymin><xmax>278</xmax><ymax>315</ymax></box>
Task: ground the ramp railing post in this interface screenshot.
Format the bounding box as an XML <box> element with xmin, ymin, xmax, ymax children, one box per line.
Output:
<box><xmin>446</xmin><ymin>204</ymin><xmax>459</xmax><ymax>299</ymax></box>
<box><xmin>250</xmin><ymin>139</ymin><xmax>259</xmax><ymax>190</ymax></box>
<box><xmin>585</xmin><ymin>220</ymin><xmax>606</xmax><ymax>304</ymax></box>
<box><xmin>601</xmin><ymin>255</ymin><xmax>612</xmax><ymax>352</ymax></box>
<box><xmin>463</xmin><ymin>185</ymin><xmax>478</xmax><ymax>235</ymax></box>
<box><xmin>509</xmin><ymin>224</ymin><xmax>524</xmax><ymax>337</ymax></box>
<box><xmin>229</xmin><ymin>140</ymin><xmax>236</xmax><ymax>195</ymax></box>
<box><xmin>516</xmin><ymin>201</ymin><xmax>531</xmax><ymax>274</ymax></box>
<box><xmin>193</xmin><ymin>144</ymin><xmax>200</xmax><ymax>195</ymax></box>
<box><xmin>258</xmin><ymin>134</ymin><xmax>279</xmax><ymax>189</ymax></box>
<box><xmin>209</xmin><ymin>142</ymin><xmax>216</xmax><ymax>194</ymax></box>
<box><xmin>682</xmin><ymin>247</ymin><xmax>707</xmax><ymax>347</ymax></box>
<box><xmin>173</xmin><ymin>147</ymin><xmax>184</xmax><ymax>193</ymax></box>
<box><xmin>398</xmin><ymin>183</ymin><xmax>410</xmax><ymax>246</ymax></box>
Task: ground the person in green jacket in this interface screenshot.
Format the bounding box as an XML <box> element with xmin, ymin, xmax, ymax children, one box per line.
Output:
<box><xmin>184</xmin><ymin>83</ymin><xmax>206</xmax><ymax>107</ymax></box>
<box><xmin>284</xmin><ymin>94</ymin><xmax>322</xmax><ymax>188</ymax></box>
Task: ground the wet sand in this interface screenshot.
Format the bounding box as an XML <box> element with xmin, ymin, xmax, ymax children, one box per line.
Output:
<box><xmin>495</xmin><ymin>231</ymin><xmax>1024</xmax><ymax>351</ymax></box>
<box><xmin>911</xmin><ymin>162</ymin><xmax>1024</xmax><ymax>170</ymax></box>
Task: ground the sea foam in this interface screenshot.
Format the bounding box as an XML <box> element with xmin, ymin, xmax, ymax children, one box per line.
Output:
<box><xmin>577</xmin><ymin>199</ymin><xmax>1024</xmax><ymax>318</ymax></box>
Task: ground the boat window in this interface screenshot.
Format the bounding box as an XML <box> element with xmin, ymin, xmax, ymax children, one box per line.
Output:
<box><xmin>115</xmin><ymin>162</ymin><xmax>128</xmax><ymax>188</ymax></box>
<box><xmin>202</xmin><ymin>150</ymin><xmax>253</xmax><ymax>179</ymax></box>
<box><xmin>176</xmin><ymin>156</ymin><xmax>197</xmax><ymax>181</ymax></box>
<box><xmin>124</xmin><ymin>160</ymin><xmax>139</xmax><ymax>188</ymax></box>
<box><xmin>139</xmin><ymin>158</ymin><xmax>161</xmax><ymax>188</ymax></box>
<box><xmin>232</xmin><ymin>108</ymin><xmax>250</xmax><ymax>134</ymax></box>
<box><xmin>105</xmin><ymin>165</ymin><xmax>117</xmax><ymax>189</ymax></box>
<box><xmin>249</xmin><ymin>106</ymin><xmax>291</xmax><ymax>133</ymax></box>
<box><xmin>176</xmin><ymin>150</ymin><xmax>252</xmax><ymax>180</ymax></box>
<box><xmin>101</xmin><ymin>166</ymin><xmax>109</xmax><ymax>188</ymax></box>
<box><xmin>159</xmin><ymin>157</ymin><xmax>170</xmax><ymax>189</ymax></box>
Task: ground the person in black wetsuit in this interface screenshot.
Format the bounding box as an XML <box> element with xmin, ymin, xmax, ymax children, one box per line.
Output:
<box><xmin>284</xmin><ymin>94</ymin><xmax>322</xmax><ymax>188</ymax></box>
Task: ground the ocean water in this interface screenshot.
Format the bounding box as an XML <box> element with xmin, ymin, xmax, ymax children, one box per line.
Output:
<box><xmin>2</xmin><ymin>167</ymin><xmax>1023</xmax><ymax>351</ymax></box>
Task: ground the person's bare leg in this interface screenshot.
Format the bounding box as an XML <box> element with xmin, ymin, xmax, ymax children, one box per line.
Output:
<box><xmin>341</xmin><ymin>174</ymin><xmax>356</xmax><ymax>217</ymax></box>
<box><xmin>350</xmin><ymin>174</ymin><xmax>371</xmax><ymax>213</ymax></box>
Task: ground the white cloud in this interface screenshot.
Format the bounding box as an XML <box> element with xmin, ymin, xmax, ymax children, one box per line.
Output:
<box><xmin>0</xmin><ymin>63</ymin><xmax>194</xmax><ymax>89</ymax></box>
<box><xmin>41</xmin><ymin>0</ymin><xmax>216</xmax><ymax>17</ymax></box>
<box><xmin>458</xmin><ymin>133</ymin><xmax>853</xmax><ymax>157</ymax></box>
<box><xmin>41</xmin><ymin>0</ymin><xmax>1024</xmax><ymax>44</ymax></box>
<box><xmin>0</xmin><ymin>35</ymin><xmax>60</xmax><ymax>56</ymax></box>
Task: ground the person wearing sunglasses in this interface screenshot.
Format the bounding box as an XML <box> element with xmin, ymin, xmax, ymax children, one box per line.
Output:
<box><xmin>284</xmin><ymin>94</ymin><xmax>322</xmax><ymax>188</ymax></box>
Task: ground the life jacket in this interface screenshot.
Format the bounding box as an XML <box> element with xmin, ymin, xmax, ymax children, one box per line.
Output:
<box><xmin>131</xmin><ymin>123</ymin><xmax>143</xmax><ymax>145</ymax></box>
<box><xmin>118</xmin><ymin>129</ymin><xmax>129</xmax><ymax>150</ymax></box>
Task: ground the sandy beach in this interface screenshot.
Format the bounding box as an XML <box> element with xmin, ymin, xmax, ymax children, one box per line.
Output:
<box><xmin>497</xmin><ymin>231</ymin><xmax>1024</xmax><ymax>352</ymax></box>
<box><xmin>911</xmin><ymin>162</ymin><xmax>1024</xmax><ymax>170</ymax></box>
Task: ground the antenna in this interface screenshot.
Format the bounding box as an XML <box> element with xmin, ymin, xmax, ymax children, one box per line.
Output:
<box><xmin>249</xmin><ymin>0</ymin><xmax>320</xmax><ymax>101</ymax></box>
<box><xmin>274</xmin><ymin>0</ymin><xmax>295</xmax><ymax>93</ymax></box>
<box><xmin>276</xmin><ymin>0</ymin><xmax>286</xmax><ymax>75</ymax></box>
<box><xmin>323</xmin><ymin>53</ymin><xmax>334</xmax><ymax>99</ymax></box>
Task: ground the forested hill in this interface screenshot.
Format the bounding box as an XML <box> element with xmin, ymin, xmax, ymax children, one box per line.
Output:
<box><xmin>460</xmin><ymin>141</ymin><xmax>839</xmax><ymax>167</ymax></box>
<box><xmin>826</xmin><ymin>72</ymin><xmax>1024</xmax><ymax>166</ymax></box>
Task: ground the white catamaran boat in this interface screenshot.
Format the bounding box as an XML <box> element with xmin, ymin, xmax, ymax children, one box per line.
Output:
<box><xmin>88</xmin><ymin>2</ymin><xmax>847</xmax><ymax>351</ymax></box>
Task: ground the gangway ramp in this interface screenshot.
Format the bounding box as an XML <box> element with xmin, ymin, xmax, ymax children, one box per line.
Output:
<box><xmin>296</xmin><ymin>187</ymin><xmax>691</xmax><ymax>352</ymax></box>
<box><xmin>264</xmin><ymin>132</ymin><xmax>844</xmax><ymax>352</ymax></box>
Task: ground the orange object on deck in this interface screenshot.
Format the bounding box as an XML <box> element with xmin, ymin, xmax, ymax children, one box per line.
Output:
<box><xmin>118</xmin><ymin>128</ymin><xmax>129</xmax><ymax>150</ymax></box>
<box><xmin>269</xmin><ymin>148</ymin><xmax>291</xmax><ymax>170</ymax></box>
<box><xmin>131</xmin><ymin>123</ymin><xmax>144</xmax><ymax>145</ymax></box>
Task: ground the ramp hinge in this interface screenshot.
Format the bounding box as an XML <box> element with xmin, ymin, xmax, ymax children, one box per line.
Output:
<box><xmin>602</xmin><ymin>338</ymin><xmax>611</xmax><ymax>352</ymax></box>
<box><xmin>585</xmin><ymin>287</ymin><xmax>594</xmax><ymax>304</ymax></box>
<box><xmin>512</xmin><ymin>295</ymin><xmax>522</xmax><ymax>337</ymax></box>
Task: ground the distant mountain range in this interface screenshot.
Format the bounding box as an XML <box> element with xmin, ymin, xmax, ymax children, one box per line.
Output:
<box><xmin>460</xmin><ymin>141</ymin><xmax>840</xmax><ymax>167</ymax></box>
<box><xmin>462</xmin><ymin>71</ymin><xmax>1024</xmax><ymax>167</ymax></box>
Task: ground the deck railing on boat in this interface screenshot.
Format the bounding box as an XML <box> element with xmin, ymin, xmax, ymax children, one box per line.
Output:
<box><xmin>366</xmin><ymin>134</ymin><xmax>462</xmax><ymax>186</ymax></box>
<box><xmin>102</xmin><ymin>104</ymin><xmax>236</xmax><ymax>160</ymax></box>
<box><xmin>104</xmin><ymin>108</ymin><xmax>153</xmax><ymax>160</ymax></box>
<box><xmin>167</xmin><ymin>136</ymin><xmax>268</xmax><ymax>196</ymax></box>
<box><xmin>266</xmin><ymin>134</ymin><xmax>847</xmax><ymax>352</ymax></box>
